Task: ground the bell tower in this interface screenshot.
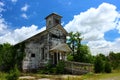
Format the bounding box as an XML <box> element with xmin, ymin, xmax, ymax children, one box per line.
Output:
<box><xmin>45</xmin><ymin>13</ymin><xmax>62</xmax><ymax>29</ymax></box>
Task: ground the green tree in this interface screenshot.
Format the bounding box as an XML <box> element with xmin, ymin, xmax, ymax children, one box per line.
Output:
<box><xmin>104</xmin><ymin>61</ymin><xmax>111</xmax><ymax>73</ymax></box>
<box><xmin>0</xmin><ymin>43</ymin><xmax>14</xmax><ymax>71</ymax></box>
<box><xmin>67</xmin><ymin>32</ymin><xmax>93</xmax><ymax>63</ymax></box>
<box><xmin>99</xmin><ymin>53</ymin><xmax>107</xmax><ymax>61</ymax></box>
<box><xmin>67</xmin><ymin>32</ymin><xmax>78</xmax><ymax>55</ymax></box>
<box><xmin>94</xmin><ymin>55</ymin><xmax>104</xmax><ymax>73</ymax></box>
<box><xmin>67</xmin><ymin>54</ymin><xmax>74</xmax><ymax>61</ymax></box>
<box><xmin>74</xmin><ymin>45</ymin><xmax>93</xmax><ymax>63</ymax></box>
<box><xmin>13</xmin><ymin>43</ymin><xmax>25</xmax><ymax>70</ymax></box>
<box><xmin>108</xmin><ymin>51</ymin><xmax>120</xmax><ymax>69</ymax></box>
<box><xmin>0</xmin><ymin>43</ymin><xmax>25</xmax><ymax>71</ymax></box>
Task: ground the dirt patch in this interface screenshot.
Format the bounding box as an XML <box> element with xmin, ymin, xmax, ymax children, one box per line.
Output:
<box><xmin>19</xmin><ymin>76</ymin><xmax>35</xmax><ymax>79</ymax></box>
<box><xmin>100</xmin><ymin>76</ymin><xmax>120</xmax><ymax>80</ymax></box>
<box><xmin>38</xmin><ymin>78</ymin><xmax>50</xmax><ymax>80</ymax></box>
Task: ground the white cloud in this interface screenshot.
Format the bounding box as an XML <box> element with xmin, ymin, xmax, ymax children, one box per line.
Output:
<box><xmin>0</xmin><ymin>25</ymin><xmax>46</xmax><ymax>45</ymax></box>
<box><xmin>21</xmin><ymin>13</ymin><xmax>28</xmax><ymax>19</ymax></box>
<box><xmin>0</xmin><ymin>2</ymin><xmax>8</xmax><ymax>35</ymax></box>
<box><xmin>0</xmin><ymin>2</ymin><xmax>4</xmax><ymax>6</ymax></box>
<box><xmin>0</xmin><ymin>18</ymin><xmax>8</xmax><ymax>35</ymax></box>
<box><xmin>88</xmin><ymin>38</ymin><xmax>120</xmax><ymax>55</ymax></box>
<box><xmin>0</xmin><ymin>1</ymin><xmax>46</xmax><ymax>45</ymax></box>
<box><xmin>0</xmin><ymin>2</ymin><xmax>5</xmax><ymax>12</ymax></box>
<box><xmin>116</xmin><ymin>19</ymin><xmax>120</xmax><ymax>33</ymax></box>
<box><xmin>11</xmin><ymin>0</ymin><xmax>18</xmax><ymax>3</ymax></box>
<box><xmin>64</xmin><ymin>3</ymin><xmax>120</xmax><ymax>55</ymax></box>
<box><xmin>21</xmin><ymin>4</ymin><xmax>29</xmax><ymax>12</ymax></box>
<box><xmin>65</xmin><ymin>3</ymin><xmax>118</xmax><ymax>41</ymax></box>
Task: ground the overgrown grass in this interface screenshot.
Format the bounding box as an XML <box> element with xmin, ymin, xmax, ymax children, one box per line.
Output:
<box><xmin>0</xmin><ymin>72</ymin><xmax>8</xmax><ymax>80</ymax></box>
<box><xmin>1</xmin><ymin>70</ymin><xmax>119</xmax><ymax>80</ymax></box>
<box><xmin>18</xmin><ymin>71</ymin><xmax>120</xmax><ymax>80</ymax></box>
<box><xmin>81</xmin><ymin>71</ymin><xmax>120</xmax><ymax>80</ymax></box>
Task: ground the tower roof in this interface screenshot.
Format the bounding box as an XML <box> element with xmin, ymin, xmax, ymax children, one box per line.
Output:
<box><xmin>45</xmin><ymin>13</ymin><xmax>62</xmax><ymax>19</ymax></box>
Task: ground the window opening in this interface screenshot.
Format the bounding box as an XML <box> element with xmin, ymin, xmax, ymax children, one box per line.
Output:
<box><xmin>42</xmin><ymin>48</ymin><xmax>44</xmax><ymax>59</ymax></box>
<box><xmin>31</xmin><ymin>53</ymin><xmax>35</xmax><ymax>57</ymax></box>
<box><xmin>55</xmin><ymin>19</ymin><xmax>59</xmax><ymax>24</ymax></box>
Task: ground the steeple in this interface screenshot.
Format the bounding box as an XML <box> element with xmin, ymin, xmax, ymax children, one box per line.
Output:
<box><xmin>45</xmin><ymin>13</ymin><xmax>62</xmax><ymax>29</ymax></box>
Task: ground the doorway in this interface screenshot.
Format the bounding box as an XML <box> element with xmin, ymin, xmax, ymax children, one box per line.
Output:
<box><xmin>54</xmin><ymin>53</ymin><xmax>57</xmax><ymax>65</ymax></box>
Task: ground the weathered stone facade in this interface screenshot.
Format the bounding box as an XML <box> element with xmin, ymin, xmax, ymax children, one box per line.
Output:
<box><xmin>17</xmin><ymin>13</ymin><xmax>68</xmax><ymax>71</ymax></box>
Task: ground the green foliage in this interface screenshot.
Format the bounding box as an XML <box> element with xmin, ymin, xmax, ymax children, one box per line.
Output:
<box><xmin>67</xmin><ymin>32</ymin><xmax>93</xmax><ymax>63</ymax></box>
<box><xmin>0</xmin><ymin>43</ymin><xmax>14</xmax><ymax>71</ymax></box>
<box><xmin>0</xmin><ymin>72</ymin><xmax>8</xmax><ymax>80</ymax></box>
<box><xmin>6</xmin><ymin>65</ymin><xmax>20</xmax><ymax>80</ymax></box>
<box><xmin>38</xmin><ymin>61</ymin><xmax>65</xmax><ymax>74</ymax></box>
<box><xmin>108</xmin><ymin>52</ymin><xmax>120</xmax><ymax>69</ymax></box>
<box><xmin>104</xmin><ymin>61</ymin><xmax>112</xmax><ymax>73</ymax></box>
<box><xmin>67</xmin><ymin>54</ymin><xmax>74</xmax><ymax>61</ymax></box>
<box><xmin>94</xmin><ymin>55</ymin><xmax>104</xmax><ymax>73</ymax></box>
<box><xmin>67</xmin><ymin>32</ymin><xmax>79</xmax><ymax>55</ymax></box>
<box><xmin>38</xmin><ymin>61</ymin><xmax>53</xmax><ymax>74</ymax></box>
<box><xmin>14</xmin><ymin>43</ymin><xmax>26</xmax><ymax>70</ymax></box>
<box><xmin>99</xmin><ymin>53</ymin><xmax>107</xmax><ymax>61</ymax></box>
<box><xmin>94</xmin><ymin>54</ymin><xmax>112</xmax><ymax>73</ymax></box>
<box><xmin>56</xmin><ymin>60</ymin><xmax>65</xmax><ymax>74</ymax></box>
<box><xmin>74</xmin><ymin>45</ymin><xmax>93</xmax><ymax>63</ymax></box>
<box><xmin>0</xmin><ymin>43</ymin><xmax>25</xmax><ymax>72</ymax></box>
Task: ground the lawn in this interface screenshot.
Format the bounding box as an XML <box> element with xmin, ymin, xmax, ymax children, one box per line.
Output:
<box><xmin>1</xmin><ymin>70</ymin><xmax>120</xmax><ymax>80</ymax></box>
<box><xmin>19</xmin><ymin>70</ymin><xmax>120</xmax><ymax>80</ymax></box>
<box><xmin>81</xmin><ymin>71</ymin><xmax>120</xmax><ymax>80</ymax></box>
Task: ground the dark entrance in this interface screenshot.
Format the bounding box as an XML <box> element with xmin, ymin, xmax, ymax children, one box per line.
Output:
<box><xmin>54</xmin><ymin>53</ymin><xmax>57</xmax><ymax>65</ymax></box>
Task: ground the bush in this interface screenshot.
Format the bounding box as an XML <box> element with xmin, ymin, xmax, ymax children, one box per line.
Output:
<box><xmin>56</xmin><ymin>60</ymin><xmax>65</xmax><ymax>74</ymax></box>
<box><xmin>37</xmin><ymin>61</ymin><xmax>55</xmax><ymax>74</ymax></box>
<box><xmin>6</xmin><ymin>65</ymin><xmax>20</xmax><ymax>80</ymax></box>
<box><xmin>94</xmin><ymin>56</ymin><xmax>104</xmax><ymax>73</ymax></box>
<box><xmin>38</xmin><ymin>61</ymin><xmax>65</xmax><ymax>74</ymax></box>
<box><xmin>104</xmin><ymin>61</ymin><xmax>112</xmax><ymax>73</ymax></box>
<box><xmin>67</xmin><ymin>54</ymin><xmax>74</xmax><ymax>61</ymax></box>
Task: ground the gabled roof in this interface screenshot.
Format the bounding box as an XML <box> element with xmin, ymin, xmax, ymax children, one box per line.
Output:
<box><xmin>15</xmin><ymin>24</ymin><xmax>68</xmax><ymax>46</ymax></box>
<box><xmin>50</xmin><ymin>43</ymin><xmax>72</xmax><ymax>53</ymax></box>
<box><xmin>45</xmin><ymin>13</ymin><xmax>62</xmax><ymax>19</ymax></box>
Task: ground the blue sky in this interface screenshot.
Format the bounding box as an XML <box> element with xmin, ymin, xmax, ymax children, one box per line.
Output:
<box><xmin>0</xmin><ymin>0</ymin><xmax>120</xmax><ymax>55</ymax></box>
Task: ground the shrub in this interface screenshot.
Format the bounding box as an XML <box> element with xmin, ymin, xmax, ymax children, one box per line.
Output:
<box><xmin>104</xmin><ymin>61</ymin><xmax>112</xmax><ymax>73</ymax></box>
<box><xmin>67</xmin><ymin>54</ymin><xmax>74</xmax><ymax>61</ymax></box>
<box><xmin>56</xmin><ymin>60</ymin><xmax>65</xmax><ymax>74</ymax></box>
<box><xmin>6</xmin><ymin>65</ymin><xmax>20</xmax><ymax>80</ymax></box>
<box><xmin>94</xmin><ymin>56</ymin><xmax>104</xmax><ymax>73</ymax></box>
<box><xmin>37</xmin><ymin>60</ymin><xmax>54</xmax><ymax>74</ymax></box>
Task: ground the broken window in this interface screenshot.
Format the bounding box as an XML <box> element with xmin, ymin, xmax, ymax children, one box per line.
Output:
<box><xmin>51</xmin><ymin>34</ymin><xmax>60</xmax><ymax>39</ymax></box>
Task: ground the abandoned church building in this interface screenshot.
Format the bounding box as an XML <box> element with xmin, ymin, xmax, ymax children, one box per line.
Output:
<box><xmin>16</xmin><ymin>13</ymin><xmax>72</xmax><ymax>71</ymax></box>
